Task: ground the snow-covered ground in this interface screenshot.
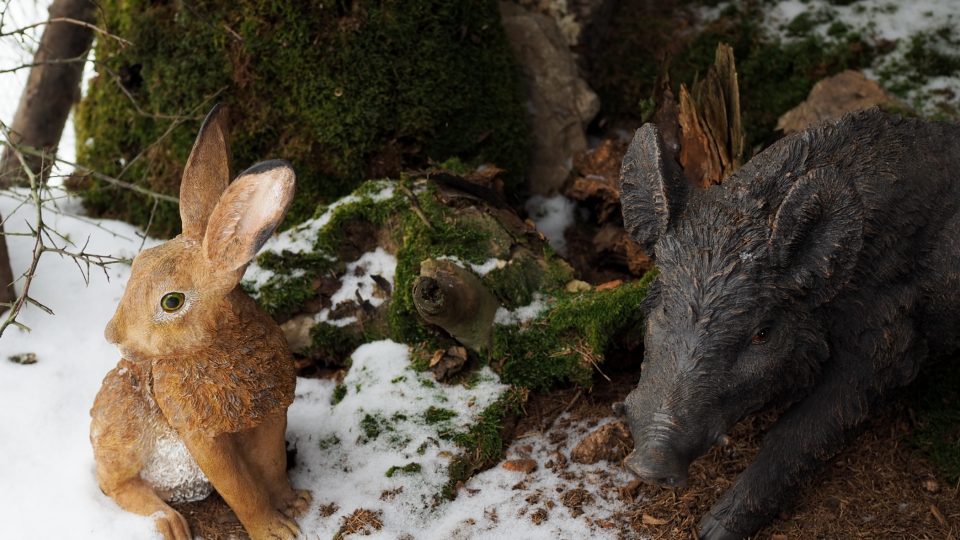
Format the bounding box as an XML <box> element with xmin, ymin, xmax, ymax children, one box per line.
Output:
<box><xmin>0</xmin><ymin>187</ymin><xmax>634</xmax><ymax>539</ymax></box>
<box><xmin>702</xmin><ymin>0</ymin><xmax>960</xmax><ymax>115</ymax></box>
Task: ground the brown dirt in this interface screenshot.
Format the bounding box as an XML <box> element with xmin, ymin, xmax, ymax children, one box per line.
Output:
<box><xmin>519</xmin><ymin>371</ymin><xmax>960</xmax><ymax>539</ymax></box>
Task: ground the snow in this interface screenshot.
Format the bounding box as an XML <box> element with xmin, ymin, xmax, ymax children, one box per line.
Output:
<box><xmin>495</xmin><ymin>293</ymin><xmax>551</xmax><ymax>325</ymax></box>
<box><xmin>0</xmin><ymin>187</ymin><xmax>636</xmax><ymax>539</ymax></box>
<box><xmin>432</xmin><ymin>415</ymin><xmax>638</xmax><ymax>539</ymax></box>
<box><xmin>436</xmin><ymin>255</ymin><xmax>508</xmax><ymax>277</ymax></box>
<box><xmin>315</xmin><ymin>247</ymin><xmax>397</xmax><ymax>327</ymax></box>
<box><xmin>702</xmin><ymin>0</ymin><xmax>960</xmax><ymax>115</ymax></box>
<box><xmin>525</xmin><ymin>194</ymin><xmax>576</xmax><ymax>256</ymax></box>
<box><xmin>0</xmin><ymin>189</ymin><xmax>164</xmax><ymax>540</ymax></box>
<box><xmin>256</xmin><ymin>182</ymin><xmax>396</xmax><ymax>257</ymax></box>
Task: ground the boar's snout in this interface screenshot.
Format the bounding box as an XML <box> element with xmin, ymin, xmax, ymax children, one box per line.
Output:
<box><xmin>624</xmin><ymin>443</ymin><xmax>689</xmax><ymax>488</ymax></box>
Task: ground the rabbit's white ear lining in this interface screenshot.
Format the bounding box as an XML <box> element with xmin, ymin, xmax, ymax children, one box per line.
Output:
<box><xmin>202</xmin><ymin>160</ymin><xmax>296</xmax><ymax>272</ymax></box>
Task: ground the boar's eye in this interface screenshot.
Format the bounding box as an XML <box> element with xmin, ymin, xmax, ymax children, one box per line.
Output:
<box><xmin>751</xmin><ymin>328</ymin><xmax>770</xmax><ymax>345</ymax></box>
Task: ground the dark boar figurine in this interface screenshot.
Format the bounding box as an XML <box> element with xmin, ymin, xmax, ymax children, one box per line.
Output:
<box><xmin>616</xmin><ymin>108</ymin><xmax>960</xmax><ymax>540</ymax></box>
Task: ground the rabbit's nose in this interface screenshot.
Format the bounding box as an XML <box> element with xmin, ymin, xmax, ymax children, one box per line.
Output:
<box><xmin>104</xmin><ymin>318</ymin><xmax>121</xmax><ymax>345</ymax></box>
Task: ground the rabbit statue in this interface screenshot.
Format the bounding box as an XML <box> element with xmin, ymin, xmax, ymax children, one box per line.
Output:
<box><xmin>90</xmin><ymin>105</ymin><xmax>310</xmax><ymax>540</ymax></box>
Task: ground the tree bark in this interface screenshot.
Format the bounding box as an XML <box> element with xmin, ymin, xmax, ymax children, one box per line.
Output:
<box><xmin>0</xmin><ymin>0</ymin><xmax>96</xmax><ymax>187</ymax></box>
<box><xmin>0</xmin><ymin>219</ymin><xmax>13</xmax><ymax>312</ymax></box>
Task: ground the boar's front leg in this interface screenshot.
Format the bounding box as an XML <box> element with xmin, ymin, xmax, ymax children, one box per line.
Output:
<box><xmin>700</xmin><ymin>320</ymin><xmax>924</xmax><ymax>540</ymax></box>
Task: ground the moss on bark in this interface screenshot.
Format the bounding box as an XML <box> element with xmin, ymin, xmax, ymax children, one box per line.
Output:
<box><xmin>73</xmin><ymin>0</ymin><xmax>529</xmax><ymax>237</ymax></box>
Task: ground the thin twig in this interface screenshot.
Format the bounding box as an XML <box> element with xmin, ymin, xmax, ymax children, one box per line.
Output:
<box><xmin>11</xmin><ymin>144</ymin><xmax>179</xmax><ymax>203</ymax></box>
<box><xmin>0</xmin><ymin>17</ymin><xmax>132</xmax><ymax>47</ymax></box>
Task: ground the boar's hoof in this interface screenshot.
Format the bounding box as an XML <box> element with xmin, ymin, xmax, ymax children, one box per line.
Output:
<box><xmin>698</xmin><ymin>512</ymin><xmax>745</xmax><ymax>540</ymax></box>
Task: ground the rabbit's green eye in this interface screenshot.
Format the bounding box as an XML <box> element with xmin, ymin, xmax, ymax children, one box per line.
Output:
<box><xmin>160</xmin><ymin>292</ymin><xmax>185</xmax><ymax>313</ymax></box>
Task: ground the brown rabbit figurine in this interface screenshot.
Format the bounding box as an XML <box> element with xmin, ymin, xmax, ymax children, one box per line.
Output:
<box><xmin>90</xmin><ymin>105</ymin><xmax>310</xmax><ymax>540</ymax></box>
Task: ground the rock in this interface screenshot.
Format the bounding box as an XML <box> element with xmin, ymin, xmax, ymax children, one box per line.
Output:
<box><xmin>565</xmin><ymin>279</ymin><xmax>592</xmax><ymax>293</ymax></box>
<box><xmin>501</xmin><ymin>1</ymin><xmax>601</xmax><ymax>194</ymax></box>
<box><xmin>280</xmin><ymin>314</ymin><xmax>316</xmax><ymax>354</ymax></box>
<box><xmin>923</xmin><ymin>478</ymin><xmax>941</xmax><ymax>494</ymax></box>
<box><xmin>502</xmin><ymin>458</ymin><xmax>538</xmax><ymax>473</ymax></box>
<box><xmin>777</xmin><ymin>70</ymin><xmax>905</xmax><ymax>134</ymax></box>
<box><xmin>570</xmin><ymin>420</ymin><xmax>632</xmax><ymax>464</ymax></box>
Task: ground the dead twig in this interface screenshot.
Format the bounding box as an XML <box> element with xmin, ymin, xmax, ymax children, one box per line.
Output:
<box><xmin>0</xmin><ymin>16</ymin><xmax>132</xmax><ymax>47</ymax></box>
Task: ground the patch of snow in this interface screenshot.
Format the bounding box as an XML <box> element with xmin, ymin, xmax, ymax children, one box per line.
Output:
<box><xmin>287</xmin><ymin>340</ymin><xmax>509</xmax><ymax>536</ymax></box>
<box><xmin>525</xmin><ymin>194</ymin><xmax>576</xmax><ymax>255</ymax></box>
<box><xmin>243</xmin><ymin>182</ymin><xmax>397</xmax><ymax>295</ymax></box>
<box><xmin>258</xmin><ymin>182</ymin><xmax>396</xmax><ymax>257</ymax></box>
<box><xmin>701</xmin><ymin>0</ymin><xmax>960</xmax><ymax>115</ymax></box>
<box><xmin>0</xmin><ymin>189</ymin><xmax>168</xmax><ymax>540</ymax></box>
<box><xmin>437</xmin><ymin>255</ymin><xmax>508</xmax><ymax>277</ymax></box>
<box><xmin>495</xmin><ymin>293</ymin><xmax>550</xmax><ymax>325</ymax></box>
<box><xmin>0</xmin><ymin>186</ymin><xmax>641</xmax><ymax>539</ymax></box>
<box><xmin>428</xmin><ymin>415</ymin><xmax>637</xmax><ymax>539</ymax></box>
<box><xmin>315</xmin><ymin>247</ymin><xmax>397</xmax><ymax>325</ymax></box>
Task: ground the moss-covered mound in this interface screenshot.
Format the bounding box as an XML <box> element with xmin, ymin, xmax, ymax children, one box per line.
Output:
<box><xmin>74</xmin><ymin>0</ymin><xmax>530</xmax><ymax>236</ymax></box>
<box><xmin>245</xmin><ymin>174</ymin><xmax>650</xmax><ymax>390</ymax></box>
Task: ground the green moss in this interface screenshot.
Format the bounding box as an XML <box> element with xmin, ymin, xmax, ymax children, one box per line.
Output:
<box><xmin>879</xmin><ymin>28</ymin><xmax>960</xmax><ymax>95</ymax></box>
<box><xmin>74</xmin><ymin>0</ymin><xmax>529</xmax><ymax>236</ymax></box>
<box><xmin>423</xmin><ymin>406</ymin><xmax>457</xmax><ymax>424</ymax></box>
<box><xmin>359</xmin><ymin>413</ymin><xmax>385</xmax><ymax>441</ymax></box>
<box><xmin>491</xmin><ymin>271</ymin><xmax>656</xmax><ymax>391</ymax></box>
<box><xmin>385</xmin><ymin>462</ymin><xmax>422</xmax><ymax>478</ymax></box>
<box><xmin>388</xmin><ymin>182</ymin><xmax>514</xmax><ymax>344</ymax></box>
<box><xmin>318</xmin><ymin>434</ymin><xmax>341</xmax><ymax>450</ymax></box>
<box><xmin>670</xmin><ymin>8</ymin><xmax>873</xmax><ymax>149</ymax></box>
<box><xmin>331</xmin><ymin>384</ymin><xmax>347</xmax><ymax>405</ymax></box>
<box><xmin>441</xmin><ymin>387</ymin><xmax>527</xmax><ymax>500</ymax></box>
<box><xmin>593</xmin><ymin>1</ymin><xmax>873</xmax><ymax>150</ymax></box>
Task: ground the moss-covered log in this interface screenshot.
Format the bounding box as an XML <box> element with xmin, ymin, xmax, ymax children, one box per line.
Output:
<box><xmin>72</xmin><ymin>1</ymin><xmax>530</xmax><ymax>236</ymax></box>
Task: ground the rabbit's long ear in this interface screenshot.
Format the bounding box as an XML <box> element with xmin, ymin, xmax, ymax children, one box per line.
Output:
<box><xmin>181</xmin><ymin>105</ymin><xmax>231</xmax><ymax>240</ymax></box>
<box><xmin>203</xmin><ymin>160</ymin><xmax>296</xmax><ymax>273</ymax></box>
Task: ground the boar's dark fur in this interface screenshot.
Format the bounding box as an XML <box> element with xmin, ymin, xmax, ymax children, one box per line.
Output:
<box><xmin>617</xmin><ymin>108</ymin><xmax>960</xmax><ymax>540</ymax></box>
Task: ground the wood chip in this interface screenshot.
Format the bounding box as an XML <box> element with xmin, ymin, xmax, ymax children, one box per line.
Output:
<box><xmin>641</xmin><ymin>513</ymin><xmax>669</xmax><ymax>526</ymax></box>
<box><xmin>502</xmin><ymin>458</ymin><xmax>538</xmax><ymax>474</ymax></box>
<box><xmin>595</xmin><ymin>279</ymin><xmax>623</xmax><ymax>292</ymax></box>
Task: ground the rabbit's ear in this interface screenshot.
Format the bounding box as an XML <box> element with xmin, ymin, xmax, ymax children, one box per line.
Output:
<box><xmin>203</xmin><ymin>160</ymin><xmax>296</xmax><ymax>273</ymax></box>
<box><xmin>181</xmin><ymin>105</ymin><xmax>231</xmax><ymax>240</ymax></box>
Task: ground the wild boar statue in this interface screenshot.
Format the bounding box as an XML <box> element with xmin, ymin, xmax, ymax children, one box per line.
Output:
<box><xmin>615</xmin><ymin>108</ymin><xmax>960</xmax><ymax>539</ymax></box>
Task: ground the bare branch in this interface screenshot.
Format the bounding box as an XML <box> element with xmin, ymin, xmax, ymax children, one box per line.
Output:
<box><xmin>0</xmin><ymin>16</ymin><xmax>132</xmax><ymax>47</ymax></box>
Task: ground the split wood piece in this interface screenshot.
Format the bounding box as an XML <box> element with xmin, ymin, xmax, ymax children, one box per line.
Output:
<box><xmin>677</xmin><ymin>42</ymin><xmax>745</xmax><ymax>187</ymax></box>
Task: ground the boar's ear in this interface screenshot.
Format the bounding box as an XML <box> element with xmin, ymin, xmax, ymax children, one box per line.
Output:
<box><xmin>768</xmin><ymin>167</ymin><xmax>863</xmax><ymax>306</ymax></box>
<box><xmin>619</xmin><ymin>123</ymin><xmax>688</xmax><ymax>255</ymax></box>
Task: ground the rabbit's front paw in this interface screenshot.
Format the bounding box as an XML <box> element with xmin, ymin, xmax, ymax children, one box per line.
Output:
<box><xmin>248</xmin><ymin>510</ymin><xmax>301</xmax><ymax>540</ymax></box>
<box><xmin>153</xmin><ymin>508</ymin><xmax>192</xmax><ymax>540</ymax></box>
<box><xmin>276</xmin><ymin>488</ymin><xmax>312</xmax><ymax>518</ymax></box>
